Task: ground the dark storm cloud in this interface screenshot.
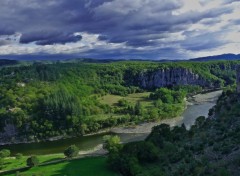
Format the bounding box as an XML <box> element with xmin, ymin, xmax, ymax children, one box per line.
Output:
<box><xmin>181</xmin><ymin>31</ymin><xmax>228</xmax><ymax>51</ymax></box>
<box><xmin>98</xmin><ymin>35</ymin><xmax>109</xmax><ymax>41</ymax></box>
<box><xmin>20</xmin><ymin>31</ymin><xmax>82</xmax><ymax>45</ymax></box>
<box><xmin>0</xmin><ymin>47</ymin><xmax>187</xmax><ymax>60</ymax></box>
<box><xmin>0</xmin><ymin>27</ymin><xmax>15</xmax><ymax>36</ymax></box>
<box><xmin>0</xmin><ymin>0</ymin><xmax>238</xmax><ymax>59</ymax></box>
<box><xmin>94</xmin><ymin>1</ymin><xmax>232</xmax><ymax>47</ymax></box>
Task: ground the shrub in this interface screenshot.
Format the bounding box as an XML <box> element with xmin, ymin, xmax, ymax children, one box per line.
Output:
<box><xmin>0</xmin><ymin>149</ymin><xmax>11</xmax><ymax>158</ymax></box>
<box><xmin>26</xmin><ymin>156</ymin><xmax>39</xmax><ymax>167</ymax></box>
<box><xmin>64</xmin><ymin>145</ymin><xmax>79</xmax><ymax>158</ymax></box>
<box><xmin>15</xmin><ymin>153</ymin><xmax>23</xmax><ymax>160</ymax></box>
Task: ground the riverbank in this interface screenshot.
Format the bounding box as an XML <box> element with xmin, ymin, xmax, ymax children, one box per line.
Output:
<box><xmin>110</xmin><ymin>90</ymin><xmax>222</xmax><ymax>134</ymax></box>
<box><xmin>0</xmin><ymin>90</ymin><xmax>223</xmax><ymax>175</ymax></box>
<box><xmin>0</xmin><ymin>90</ymin><xmax>222</xmax><ymax>155</ymax></box>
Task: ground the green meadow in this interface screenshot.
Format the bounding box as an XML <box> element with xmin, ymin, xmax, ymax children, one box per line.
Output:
<box><xmin>2</xmin><ymin>156</ymin><xmax>116</xmax><ymax>176</ymax></box>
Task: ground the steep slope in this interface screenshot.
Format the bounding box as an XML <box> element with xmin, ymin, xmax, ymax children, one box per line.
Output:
<box><xmin>139</xmin><ymin>68</ymin><xmax>211</xmax><ymax>89</ymax></box>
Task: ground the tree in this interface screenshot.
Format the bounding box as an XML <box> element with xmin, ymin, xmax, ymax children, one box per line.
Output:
<box><xmin>118</xmin><ymin>99</ymin><xmax>129</xmax><ymax>107</ymax></box>
<box><xmin>26</xmin><ymin>156</ymin><xmax>39</xmax><ymax>167</ymax></box>
<box><xmin>149</xmin><ymin>108</ymin><xmax>159</xmax><ymax>120</ymax></box>
<box><xmin>154</xmin><ymin>99</ymin><xmax>163</xmax><ymax>108</ymax></box>
<box><xmin>208</xmin><ymin>108</ymin><xmax>214</xmax><ymax>116</ymax></box>
<box><xmin>0</xmin><ymin>158</ymin><xmax>4</xmax><ymax>170</ymax></box>
<box><xmin>0</xmin><ymin>149</ymin><xmax>11</xmax><ymax>158</ymax></box>
<box><xmin>103</xmin><ymin>135</ymin><xmax>121</xmax><ymax>153</ymax></box>
<box><xmin>195</xmin><ymin>116</ymin><xmax>206</xmax><ymax>128</ymax></box>
<box><xmin>135</xmin><ymin>101</ymin><xmax>143</xmax><ymax>115</ymax></box>
<box><xmin>15</xmin><ymin>153</ymin><xmax>23</xmax><ymax>160</ymax></box>
<box><xmin>64</xmin><ymin>145</ymin><xmax>79</xmax><ymax>158</ymax></box>
<box><xmin>0</xmin><ymin>149</ymin><xmax>11</xmax><ymax>170</ymax></box>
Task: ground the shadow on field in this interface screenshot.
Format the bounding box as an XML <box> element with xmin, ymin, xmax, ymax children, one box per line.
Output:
<box><xmin>42</xmin><ymin>157</ymin><xmax>63</xmax><ymax>164</ymax></box>
<box><xmin>51</xmin><ymin>157</ymin><xmax>117</xmax><ymax>176</ymax></box>
<box><xmin>0</xmin><ymin>167</ymin><xmax>30</xmax><ymax>176</ymax></box>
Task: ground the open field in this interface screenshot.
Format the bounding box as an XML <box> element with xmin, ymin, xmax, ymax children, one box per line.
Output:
<box><xmin>100</xmin><ymin>92</ymin><xmax>152</xmax><ymax>108</ymax></box>
<box><xmin>2</xmin><ymin>156</ymin><xmax>116</xmax><ymax>176</ymax></box>
<box><xmin>1</xmin><ymin>154</ymin><xmax>64</xmax><ymax>172</ymax></box>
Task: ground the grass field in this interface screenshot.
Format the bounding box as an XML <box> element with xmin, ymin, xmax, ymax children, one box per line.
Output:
<box><xmin>1</xmin><ymin>154</ymin><xmax>64</xmax><ymax>172</ymax></box>
<box><xmin>100</xmin><ymin>92</ymin><xmax>152</xmax><ymax>108</ymax></box>
<box><xmin>87</xmin><ymin>92</ymin><xmax>154</xmax><ymax>121</ymax></box>
<box><xmin>3</xmin><ymin>156</ymin><xmax>116</xmax><ymax>176</ymax></box>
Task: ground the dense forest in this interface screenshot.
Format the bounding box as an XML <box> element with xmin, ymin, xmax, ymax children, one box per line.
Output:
<box><xmin>107</xmin><ymin>86</ymin><xmax>240</xmax><ymax>176</ymax></box>
<box><xmin>0</xmin><ymin>60</ymin><xmax>19</xmax><ymax>67</ymax></box>
<box><xmin>0</xmin><ymin>60</ymin><xmax>239</xmax><ymax>143</ymax></box>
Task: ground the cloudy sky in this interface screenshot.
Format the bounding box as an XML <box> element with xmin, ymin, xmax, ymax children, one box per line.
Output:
<box><xmin>0</xmin><ymin>0</ymin><xmax>239</xmax><ymax>60</ymax></box>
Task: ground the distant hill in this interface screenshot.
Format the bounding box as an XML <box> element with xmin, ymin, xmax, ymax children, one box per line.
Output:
<box><xmin>0</xmin><ymin>53</ymin><xmax>240</xmax><ymax>64</ymax></box>
<box><xmin>0</xmin><ymin>59</ymin><xmax>19</xmax><ymax>66</ymax></box>
<box><xmin>190</xmin><ymin>54</ymin><xmax>240</xmax><ymax>61</ymax></box>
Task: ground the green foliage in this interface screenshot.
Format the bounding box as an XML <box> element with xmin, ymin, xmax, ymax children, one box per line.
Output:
<box><xmin>0</xmin><ymin>149</ymin><xmax>11</xmax><ymax>158</ymax></box>
<box><xmin>134</xmin><ymin>101</ymin><xmax>143</xmax><ymax>115</ymax></box>
<box><xmin>150</xmin><ymin>87</ymin><xmax>186</xmax><ymax>104</ymax></box>
<box><xmin>118</xmin><ymin>99</ymin><xmax>130</xmax><ymax>107</ymax></box>
<box><xmin>26</xmin><ymin>156</ymin><xmax>39</xmax><ymax>167</ymax></box>
<box><xmin>0</xmin><ymin>149</ymin><xmax>11</xmax><ymax>170</ymax></box>
<box><xmin>15</xmin><ymin>153</ymin><xmax>23</xmax><ymax>160</ymax></box>
<box><xmin>64</xmin><ymin>145</ymin><xmax>79</xmax><ymax>158</ymax></box>
<box><xmin>103</xmin><ymin>135</ymin><xmax>122</xmax><ymax>153</ymax></box>
<box><xmin>0</xmin><ymin>158</ymin><xmax>4</xmax><ymax>170</ymax></box>
<box><xmin>110</xmin><ymin>89</ymin><xmax>240</xmax><ymax>175</ymax></box>
<box><xmin>0</xmin><ymin>60</ymin><xmax>238</xmax><ymax>141</ymax></box>
<box><xmin>172</xmin><ymin>85</ymin><xmax>202</xmax><ymax>94</ymax></box>
<box><xmin>194</xmin><ymin>116</ymin><xmax>206</xmax><ymax>128</ymax></box>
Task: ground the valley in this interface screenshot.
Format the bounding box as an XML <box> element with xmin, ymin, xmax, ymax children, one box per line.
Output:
<box><xmin>1</xmin><ymin>1</ymin><xmax>240</xmax><ymax>175</ymax></box>
<box><xmin>0</xmin><ymin>60</ymin><xmax>239</xmax><ymax>176</ymax></box>
<box><xmin>0</xmin><ymin>90</ymin><xmax>221</xmax><ymax>157</ymax></box>
<box><xmin>0</xmin><ymin>60</ymin><xmax>237</xmax><ymax>145</ymax></box>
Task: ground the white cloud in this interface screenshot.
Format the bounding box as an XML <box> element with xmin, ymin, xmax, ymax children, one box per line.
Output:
<box><xmin>0</xmin><ymin>32</ymin><xmax>128</xmax><ymax>55</ymax></box>
<box><xmin>0</xmin><ymin>0</ymin><xmax>239</xmax><ymax>59</ymax></box>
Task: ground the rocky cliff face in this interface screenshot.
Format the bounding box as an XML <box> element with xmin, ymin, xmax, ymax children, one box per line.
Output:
<box><xmin>138</xmin><ymin>68</ymin><xmax>212</xmax><ymax>89</ymax></box>
<box><xmin>0</xmin><ymin>123</ymin><xmax>18</xmax><ymax>145</ymax></box>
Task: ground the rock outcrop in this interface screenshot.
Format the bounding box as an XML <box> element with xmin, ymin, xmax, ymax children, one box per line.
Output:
<box><xmin>138</xmin><ymin>68</ymin><xmax>212</xmax><ymax>89</ymax></box>
<box><xmin>0</xmin><ymin>123</ymin><xmax>18</xmax><ymax>145</ymax></box>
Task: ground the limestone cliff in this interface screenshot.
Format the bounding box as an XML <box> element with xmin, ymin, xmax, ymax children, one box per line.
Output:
<box><xmin>0</xmin><ymin>123</ymin><xmax>18</xmax><ymax>145</ymax></box>
<box><xmin>138</xmin><ymin>68</ymin><xmax>214</xmax><ymax>89</ymax></box>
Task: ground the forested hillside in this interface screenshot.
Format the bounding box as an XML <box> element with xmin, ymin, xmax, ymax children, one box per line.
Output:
<box><xmin>0</xmin><ymin>60</ymin><xmax>19</xmax><ymax>67</ymax></box>
<box><xmin>0</xmin><ymin>60</ymin><xmax>239</xmax><ymax>143</ymax></box>
<box><xmin>108</xmin><ymin>86</ymin><xmax>240</xmax><ymax>176</ymax></box>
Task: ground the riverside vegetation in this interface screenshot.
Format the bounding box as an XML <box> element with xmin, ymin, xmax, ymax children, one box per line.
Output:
<box><xmin>107</xmin><ymin>86</ymin><xmax>240</xmax><ymax>176</ymax></box>
<box><xmin>1</xmin><ymin>88</ymin><xmax>239</xmax><ymax>176</ymax></box>
<box><xmin>0</xmin><ymin>60</ymin><xmax>238</xmax><ymax>144</ymax></box>
<box><xmin>0</xmin><ymin>60</ymin><xmax>239</xmax><ymax>175</ymax></box>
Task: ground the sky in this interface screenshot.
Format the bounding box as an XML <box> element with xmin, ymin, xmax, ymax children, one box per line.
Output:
<box><xmin>0</xmin><ymin>0</ymin><xmax>239</xmax><ymax>60</ymax></box>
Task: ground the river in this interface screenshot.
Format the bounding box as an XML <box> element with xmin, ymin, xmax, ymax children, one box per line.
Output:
<box><xmin>0</xmin><ymin>90</ymin><xmax>222</xmax><ymax>155</ymax></box>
